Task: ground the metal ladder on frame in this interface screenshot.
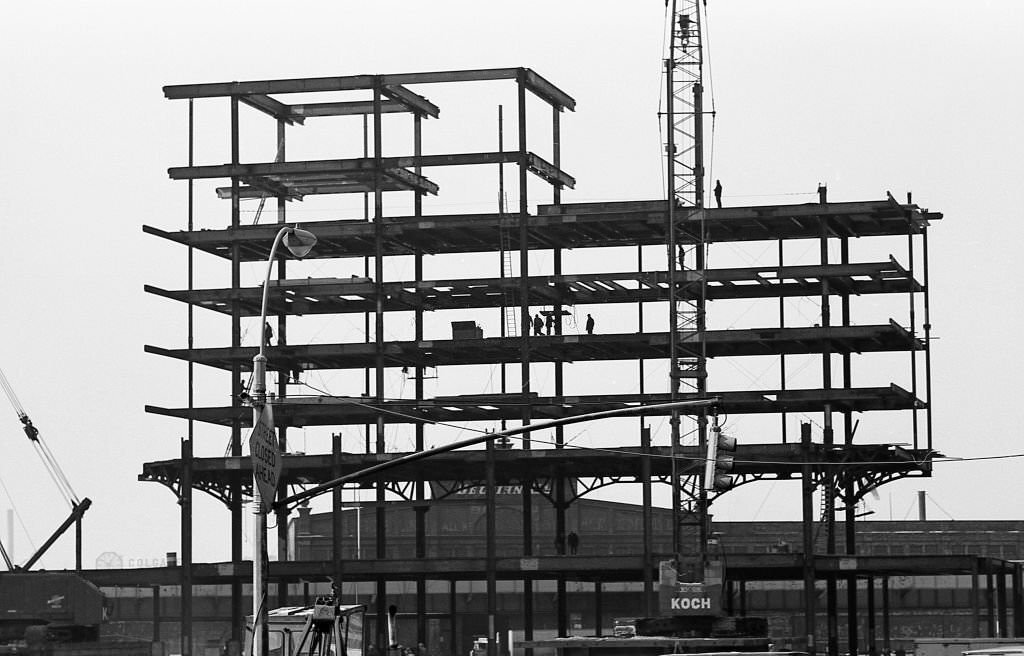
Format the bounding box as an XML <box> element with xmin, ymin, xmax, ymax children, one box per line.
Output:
<box><xmin>499</xmin><ymin>195</ymin><xmax>518</xmax><ymax>338</ymax></box>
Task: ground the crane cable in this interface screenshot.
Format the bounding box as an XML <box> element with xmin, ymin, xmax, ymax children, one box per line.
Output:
<box><xmin>0</xmin><ymin>542</ymin><xmax>11</xmax><ymax>570</ymax></box>
<box><xmin>0</xmin><ymin>367</ymin><xmax>81</xmax><ymax>509</ymax></box>
<box><xmin>0</xmin><ymin>516</ymin><xmax>11</xmax><ymax>569</ymax></box>
<box><xmin>703</xmin><ymin>1</ymin><xmax>718</xmax><ymax>209</ymax></box>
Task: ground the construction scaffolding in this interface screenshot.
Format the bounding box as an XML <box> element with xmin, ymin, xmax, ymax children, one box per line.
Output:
<box><xmin>142</xmin><ymin>66</ymin><xmax>943</xmax><ymax>656</ymax></box>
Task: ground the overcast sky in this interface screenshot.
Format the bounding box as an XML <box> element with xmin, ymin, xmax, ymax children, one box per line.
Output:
<box><xmin>0</xmin><ymin>1</ymin><xmax>1022</xmax><ymax>570</ymax></box>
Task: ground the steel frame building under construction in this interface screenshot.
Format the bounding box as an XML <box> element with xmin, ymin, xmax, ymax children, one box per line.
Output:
<box><xmin>127</xmin><ymin>58</ymin><xmax>1003</xmax><ymax>656</ymax></box>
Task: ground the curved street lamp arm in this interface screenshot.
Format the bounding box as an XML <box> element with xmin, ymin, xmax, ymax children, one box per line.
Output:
<box><xmin>273</xmin><ymin>396</ymin><xmax>721</xmax><ymax>511</ymax></box>
<box><xmin>258</xmin><ymin>227</ymin><xmax>292</xmax><ymax>360</ymax></box>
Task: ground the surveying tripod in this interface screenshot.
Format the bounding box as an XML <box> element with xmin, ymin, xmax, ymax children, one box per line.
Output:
<box><xmin>291</xmin><ymin>596</ymin><xmax>351</xmax><ymax>656</ymax></box>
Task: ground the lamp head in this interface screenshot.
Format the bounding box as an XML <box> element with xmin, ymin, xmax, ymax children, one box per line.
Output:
<box><xmin>283</xmin><ymin>227</ymin><xmax>317</xmax><ymax>258</ymax></box>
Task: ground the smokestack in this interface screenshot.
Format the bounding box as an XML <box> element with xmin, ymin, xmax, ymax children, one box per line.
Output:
<box><xmin>918</xmin><ymin>490</ymin><xmax>927</xmax><ymax>521</ymax></box>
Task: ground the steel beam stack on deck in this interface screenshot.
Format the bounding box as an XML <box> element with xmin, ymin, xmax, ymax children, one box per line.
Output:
<box><xmin>140</xmin><ymin>69</ymin><xmax>950</xmax><ymax>655</ymax></box>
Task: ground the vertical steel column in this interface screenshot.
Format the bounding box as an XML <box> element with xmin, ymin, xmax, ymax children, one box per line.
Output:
<box><xmin>550</xmin><ymin>100</ymin><xmax>568</xmax><ymax>642</ymax></box>
<box><xmin>998</xmin><ymin>567</ymin><xmax>1008</xmax><ymax>637</ymax></box>
<box><xmin>692</xmin><ymin>74</ymin><xmax>708</xmax><ymax>564</ymax></box>
<box><xmin>638</xmin><ymin>235</ymin><xmax>654</xmax><ymax>616</ymax></box>
<box><xmin>801</xmin><ymin>422</ymin><xmax>817</xmax><ymax>656</ymax></box>
<box><xmin>229</xmin><ymin>95</ymin><xmax>244</xmax><ymax>648</ymax></box>
<box><xmin>363</xmin><ymin>114</ymin><xmax>373</xmax><ymax>481</ymax></box>
<box><xmin>779</xmin><ymin>239</ymin><xmax>788</xmax><ymax>443</ymax></box>
<box><xmin>181</xmin><ymin>438</ymin><xmax>193</xmax><ymax>656</ymax></box>
<box><xmin>497</xmin><ymin>102</ymin><xmax>534</xmax><ymax>653</ymax></box>
<box><xmin>908</xmin><ymin>229</ymin><xmax>919</xmax><ymax>450</ymax></box>
<box><xmin>988</xmin><ymin>572</ymin><xmax>997</xmax><ymax>637</ymax></box>
<box><xmin>372</xmin><ymin>77</ymin><xmax>388</xmax><ymax>651</ymax></box>
<box><xmin>842</xmin><ymin>236</ymin><xmax>857</xmax><ymax>656</ymax></box>
<box><xmin>274</xmin><ymin>117</ymin><xmax>289</xmax><ymax>609</ymax></box>
<box><xmin>866</xmin><ymin>576</ymin><xmax>877</xmax><ymax>656</ymax></box>
<box><xmin>182</xmin><ymin>97</ymin><xmax>195</xmax><ymax>656</ymax></box>
<box><xmin>973</xmin><ymin>560</ymin><xmax>981</xmax><ymax>637</ymax></box>
<box><xmin>75</xmin><ymin>516</ymin><xmax>82</xmax><ymax>571</ymax></box>
<box><xmin>693</xmin><ymin>135</ymin><xmax>709</xmax><ymax>562</ymax></box>
<box><xmin>332</xmin><ymin>432</ymin><xmax>344</xmax><ymax>586</ymax></box>
<box><xmin>516</xmin><ymin>69</ymin><xmax>532</xmax><ymax>438</ymax></box>
<box><xmin>413</xmin><ymin>111</ymin><xmax>428</xmax><ymax>647</ymax></box>
<box><xmin>664</xmin><ymin>54</ymin><xmax>682</xmax><ymax>565</ymax></box>
<box><xmin>514</xmin><ymin>69</ymin><xmax>546</xmax><ymax>641</ymax></box>
<box><xmin>820</xmin><ymin>216</ymin><xmax>838</xmax><ymax>656</ymax></box>
<box><xmin>152</xmin><ymin>585</ymin><xmax>161</xmax><ymax>653</ymax></box>
<box><xmin>882</xmin><ymin>577</ymin><xmax>891</xmax><ymax>654</ymax></box>
<box><xmin>498</xmin><ymin>103</ymin><xmax>507</xmax><ymax>346</ymax></box>
<box><xmin>552</xmin><ymin>103</ymin><xmax>564</xmax><ymax>449</ymax></box>
<box><xmin>486</xmin><ymin>437</ymin><xmax>498</xmax><ymax>656</ymax></box>
<box><xmin>641</xmin><ymin>425</ymin><xmax>654</xmax><ymax>617</ymax></box>
<box><xmin>557</xmin><ymin>537</ymin><xmax>568</xmax><ymax>643</ymax></box>
<box><xmin>594</xmin><ymin>580</ymin><xmax>603</xmax><ymax>637</ymax></box>
<box><xmin>449</xmin><ymin>581</ymin><xmax>458</xmax><ymax>656</ymax></box>
<box><xmin>922</xmin><ymin>227</ymin><xmax>933</xmax><ymax>452</ymax></box>
<box><xmin>1013</xmin><ymin>564</ymin><xmax>1023</xmax><ymax>637</ymax></box>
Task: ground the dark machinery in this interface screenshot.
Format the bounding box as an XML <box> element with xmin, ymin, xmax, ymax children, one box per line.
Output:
<box><xmin>0</xmin><ymin>572</ymin><xmax>148</xmax><ymax>656</ymax></box>
<box><xmin>0</xmin><ymin>572</ymin><xmax>105</xmax><ymax>646</ymax></box>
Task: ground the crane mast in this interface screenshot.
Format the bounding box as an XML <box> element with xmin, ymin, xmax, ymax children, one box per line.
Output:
<box><xmin>0</xmin><ymin>366</ymin><xmax>91</xmax><ymax>570</ymax></box>
<box><xmin>665</xmin><ymin>0</ymin><xmax>710</xmax><ymax>582</ymax></box>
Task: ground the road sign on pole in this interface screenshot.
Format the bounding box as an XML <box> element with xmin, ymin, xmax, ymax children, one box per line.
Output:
<box><xmin>248</xmin><ymin>405</ymin><xmax>279</xmax><ymax>514</ymax></box>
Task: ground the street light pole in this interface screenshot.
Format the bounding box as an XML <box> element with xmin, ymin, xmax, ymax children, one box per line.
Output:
<box><xmin>251</xmin><ymin>226</ymin><xmax>316</xmax><ymax>656</ymax></box>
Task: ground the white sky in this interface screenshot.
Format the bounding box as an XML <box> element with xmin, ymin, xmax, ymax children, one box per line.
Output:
<box><xmin>0</xmin><ymin>1</ymin><xmax>1022</xmax><ymax>570</ymax></box>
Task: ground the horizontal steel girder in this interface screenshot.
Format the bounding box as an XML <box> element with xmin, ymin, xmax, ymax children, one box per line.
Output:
<box><xmin>145</xmin><ymin>385</ymin><xmax>921</xmax><ymax>428</ymax></box>
<box><xmin>145</xmin><ymin>260</ymin><xmax>920</xmax><ymax>317</ymax></box>
<box><xmin>143</xmin><ymin>198</ymin><xmax>938</xmax><ymax>263</ymax></box>
<box><xmin>163</xmin><ymin>67</ymin><xmax>574</xmax><ymax>111</ymax></box>
<box><xmin>77</xmin><ymin>552</ymin><xmax>1004</xmax><ymax>589</ymax></box>
<box><xmin>170</xmin><ymin>151</ymin><xmax>574</xmax><ymax>190</ymax></box>
<box><xmin>138</xmin><ymin>442</ymin><xmax>934</xmax><ymax>508</ymax></box>
<box><xmin>145</xmin><ymin>322</ymin><xmax>922</xmax><ymax>372</ymax></box>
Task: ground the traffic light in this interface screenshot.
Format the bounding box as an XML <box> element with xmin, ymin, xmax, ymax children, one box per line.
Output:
<box><xmin>704</xmin><ymin>422</ymin><xmax>737</xmax><ymax>492</ymax></box>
